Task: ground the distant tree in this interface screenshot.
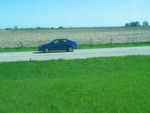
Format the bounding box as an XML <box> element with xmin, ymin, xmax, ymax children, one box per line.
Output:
<box><xmin>125</xmin><ymin>23</ymin><xmax>130</xmax><ymax>27</ymax></box>
<box><xmin>130</xmin><ymin>21</ymin><xmax>140</xmax><ymax>27</ymax></box>
<box><xmin>36</xmin><ymin>27</ymin><xmax>42</xmax><ymax>29</ymax></box>
<box><xmin>125</xmin><ymin>21</ymin><xmax>140</xmax><ymax>27</ymax></box>
<box><xmin>5</xmin><ymin>28</ymin><xmax>12</xmax><ymax>30</ymax></box>
<box><xmin>14</xmin><ymin>26</ymin><xmax>18</xmax><ymax>29</ymax></box>
<box><xmin>135</xmin><ymin>21</ymin><xmax>140</xmax><ymax>27</ymax></box>
<box><xmin>142</xmin><ymin>21</ymin><xmax>149</xmax><ymax>26</ymax></box>
<box><xmin>58</xmin><ymin>26</ymin><xmax>63</xmax><ymax>29</ymax></box>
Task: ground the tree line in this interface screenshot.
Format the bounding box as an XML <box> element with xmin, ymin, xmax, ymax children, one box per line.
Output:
<box><xmin>3</xmin><ymin>21</ymin><xmax>149</xmax><ymax>30</ymax></box>
<box><xmin>125</xmin><ymin>21</ymin><xmax>149</xmax><ymax>27</ymax></box>
<box><xmin>4</xmin><ymin>26</ymin><xmax>64</xmax><ymax>30</ymax></box>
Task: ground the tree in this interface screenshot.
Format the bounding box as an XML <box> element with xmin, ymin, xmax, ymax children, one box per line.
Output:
<box><xmin>142</xmin><ymin>21</ymin><xmax>149</xmax><ymax>26</ymax></box>
<box><xmin>124</xmin><ymin>21</ymin><xmax>140</xmax><ymax>27</ymax></box>
<box><xmin>135</xmin><ymin>21</ymin><xmax>140</xmax><ymax>26</ymax></box>
<box><xmin>58</xmin><ymin>26</ymin><xmax>63</xmax><ymax>29</ymax></box>
<box><xmin>125</xmin><ymin>23</ymin><xmax>130</xmax><ymax>27</ymax></box>
<box><xmin>14</xmin><ymin>26</ymin><xmax>18</xmax><ymax>29</ymax></box>
<box><xmin>5</xmin><ymin>28</ymin><xmax>12</xmax><ymax>30</ymax></box>
<box><xmin>130</xmin><ymin>21</ymin><xmax>140</xmax><ymax>27</ymax></box>
<box><xmin>36</xmin><ymin>27</ymin><xmax>42</xmax><ymax>29</ymax></box>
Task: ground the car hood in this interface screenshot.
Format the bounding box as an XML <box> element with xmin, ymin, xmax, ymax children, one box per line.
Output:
<box><xmin>39</xmin><ymin>43</ymin><xmax>49</xmax><ymax>47</ymax></box>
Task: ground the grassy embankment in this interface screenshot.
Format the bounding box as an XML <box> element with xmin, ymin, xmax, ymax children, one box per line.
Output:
<box><xmin>0</xmin><ymin>42</ymin><xmax>150</xmax><ymax>52</ymax></box>
<box><xmin>0</xmin><ymin>56</ymin><xmax>150</xmax><ymax>113</ymax></box>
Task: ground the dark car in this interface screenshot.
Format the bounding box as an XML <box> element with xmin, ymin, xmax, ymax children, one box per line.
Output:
<box><xmin>38</xmin><ymin>38</ymin><xmax>78</xmax><ymax>53</ymax></box>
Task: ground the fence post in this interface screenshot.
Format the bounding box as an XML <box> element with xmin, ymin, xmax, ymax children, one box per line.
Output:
<box><xmin>126</xmin><ymin>37</ymin><xmax>128</xmax><ymax>44</ymax></box>
<box><xmin>90</xmin><ymin>38</ymin><xmax>92</xmax><ymax>44</ymax></box>
<box><xmin>20</xmin><ymin>42</ymin><xmax>23</xmax><ymax>47</ymax></box>
<box><xmin>111</xmin><ymin>38</ymin><xmax>113</xmax><ymax>46</ymax></box>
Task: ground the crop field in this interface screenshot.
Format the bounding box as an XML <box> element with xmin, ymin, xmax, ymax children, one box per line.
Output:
<box><xmin>0</xmin><ymin>27</ymin><xmax>150</xmax><ymax>47</ymax></box>
<box><xmin>0</xmin><ymin>56</ymin><xmax>150</xmax><ymax>113</ymax></box>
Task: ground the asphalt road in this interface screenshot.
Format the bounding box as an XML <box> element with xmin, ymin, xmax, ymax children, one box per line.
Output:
<box><xmin>0</xmin><ymin>46</ymin><xmax>150</xmax><ymax>62</ymax></box>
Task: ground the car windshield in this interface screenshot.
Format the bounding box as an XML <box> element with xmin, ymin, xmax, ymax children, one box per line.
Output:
<box><xmin>48</xmin><ymin>40</ymin><xmax>55</xmax><ymax>44</ymax></box>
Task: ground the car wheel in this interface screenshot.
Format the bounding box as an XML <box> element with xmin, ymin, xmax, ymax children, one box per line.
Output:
<box><xmin>44</xmin><ymin>48</ymin><xmax>50</xmax><ymax>53</ymax></box>
<box><xmin>67</xmin><ymin>46</ymin><xmax>73</xmax><ymax>52</ymax></box>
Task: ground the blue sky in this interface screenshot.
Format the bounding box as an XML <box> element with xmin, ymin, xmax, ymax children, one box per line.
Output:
<box><xmin>0</xmin><ymin>0</ymin><xmax>150</xmax><ymax>28</ymax></box>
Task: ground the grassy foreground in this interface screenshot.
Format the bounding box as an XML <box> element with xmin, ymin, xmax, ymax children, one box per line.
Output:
<box><xmin>0</xmin><ymin>56</ymin><xmax>150</xmax><ymax>113</ymax></box>
<box><xmin>0</xmin><ymin>42</ymin><xmax>150</xmax><ymax>52</ymax></box>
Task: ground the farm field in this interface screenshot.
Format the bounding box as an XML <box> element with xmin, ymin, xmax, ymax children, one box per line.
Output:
<box><xmin>0</xmin><ymin>27</ymin><xmax>150</xmax><ymax>47</ymax></box>
<box><xmin>0</xmin><ymin>56</ymin><xmax>150</xmax><ymax>113</ymax></box>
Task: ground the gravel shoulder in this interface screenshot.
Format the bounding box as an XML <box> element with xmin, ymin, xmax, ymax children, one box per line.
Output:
<box><xmin>0</xmin><ymin>46</ymin><xmax>150</xmax><ymax>62</ymax></box>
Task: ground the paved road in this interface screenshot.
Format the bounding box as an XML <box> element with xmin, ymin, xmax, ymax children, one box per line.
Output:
<box><xmin>0</xmin><ymin>46</ymin><xmax>150</xmax><ymax>62</ymax></box>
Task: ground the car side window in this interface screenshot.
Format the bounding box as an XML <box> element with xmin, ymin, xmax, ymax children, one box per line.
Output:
<box><xmin>54</xmin><ymin>40</ymin><xmax>60</xmax><ymax>44</ymax></box>
<box><xmin>62</xmin><ymin>40</ymin><xmax>68</xmax><ymax>43</ymax></box>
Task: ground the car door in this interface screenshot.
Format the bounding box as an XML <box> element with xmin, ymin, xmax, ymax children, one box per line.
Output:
<box><xmin>61</xmin><ymin>39</ymin><xmax>68</xmax><ymax>49</ymax></box>
<box><xmin>52</xmin><ymin>39</ymin><xmax>63</xmax><ymax>50</ymax></box>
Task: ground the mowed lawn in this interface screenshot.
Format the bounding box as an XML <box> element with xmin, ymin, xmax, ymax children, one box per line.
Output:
<box><xmin>0</xmin><ymin>56</ymin><xmax>150</xmax><ymax>113</ymax></box>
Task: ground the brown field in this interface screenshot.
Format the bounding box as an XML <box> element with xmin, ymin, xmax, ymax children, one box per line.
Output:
<box><xmin>0</xmin><ymin>27</ymin><xmax>150</xmax><ymax>47</ymax></box>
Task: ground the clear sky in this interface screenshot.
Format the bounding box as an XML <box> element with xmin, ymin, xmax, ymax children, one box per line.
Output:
<box><xmin>0</xmin><ymin>0</ymin><xmax>150</xmax><ymax>28</ymax></box>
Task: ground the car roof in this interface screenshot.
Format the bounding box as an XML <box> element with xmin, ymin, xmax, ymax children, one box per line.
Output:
<box><xmin>54</xmin><ymin>38</ymin><xmax>70</xmax><ymax>40</ymax></box>
<box><xmin>59</xmin><ymin>38</ymin><xmax>68</xmax><ymax>40</ymax></box>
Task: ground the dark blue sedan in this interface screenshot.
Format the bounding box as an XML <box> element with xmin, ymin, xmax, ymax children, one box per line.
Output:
<box><xmin>38</xmin><ymin>38</ymin><xmax>78</xmax><ymax>53</ymax></box>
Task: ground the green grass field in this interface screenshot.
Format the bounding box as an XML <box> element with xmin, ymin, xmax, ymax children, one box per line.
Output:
<box><xmin>0</xmin><ymin>42</ymin><xmax>150</xmax><ymax>52</ymax></box>
<box><xmin>0</xmin><ymin>56</ymin><xmax>150</xmax><ymax>113</ymax></box>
